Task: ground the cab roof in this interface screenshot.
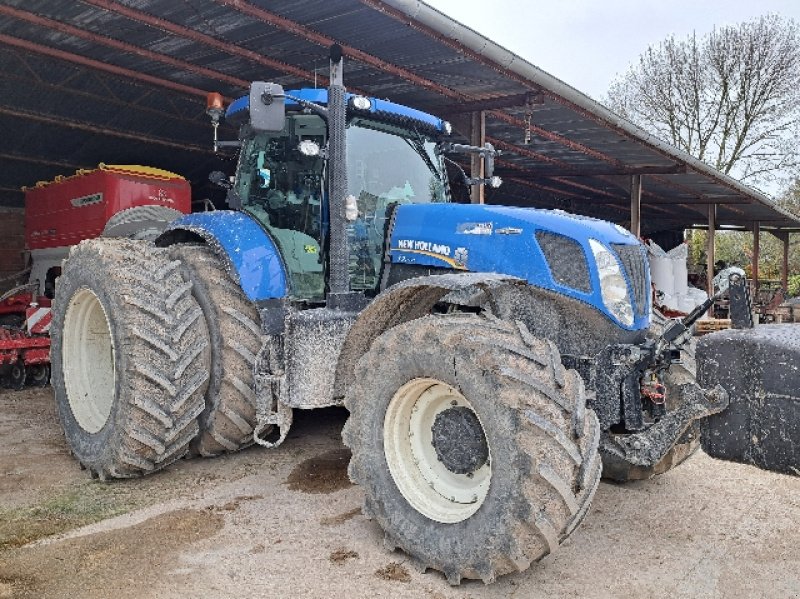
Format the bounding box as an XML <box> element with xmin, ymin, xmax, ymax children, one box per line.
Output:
<box><xmin>225</xmin><ymin>88</ymin><xmax>447</xmax><ymax>135</ymax></box>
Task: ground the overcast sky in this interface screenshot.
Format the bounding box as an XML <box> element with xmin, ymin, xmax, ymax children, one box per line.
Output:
<box><xmin>426</xmin><ymin>0</ymin><xmax>800</xmax><ymax>100</ymax></box>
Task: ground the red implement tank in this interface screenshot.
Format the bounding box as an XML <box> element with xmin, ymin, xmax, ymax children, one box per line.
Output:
<box><xmin>24</xmin><ymin>164</ymin><xmax>191</xmax><ymax>250</ymax></box>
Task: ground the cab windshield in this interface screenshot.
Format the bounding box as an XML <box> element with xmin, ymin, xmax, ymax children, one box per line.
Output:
<box><xmin>346</xmin><ymin>119</ymin><xmax>447</xmax><ymax>291</ymax></box>
<box><xmin>235</xmin><ymin>114</ymin><xmax>447</xmax><ymax>299</ymax></box>
<box><xmin>347</xmin><ymin>119</ymin><xmax>447</xmax><ymax>206</ymax></box>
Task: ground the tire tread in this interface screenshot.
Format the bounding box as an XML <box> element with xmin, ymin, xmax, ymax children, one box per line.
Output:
<box><xmin>343</xmin><ymin>313</ymin><xmax>602</xmax><ymax>583</ymax></box>
<box><xmin>51</xmin><ymin>238</ymin><xmax>210</xmax><ymax>479</ymax></box>
<box><xmin>169</xmin><ymin>245</ymin><xmax>262</xmax><ymax>457</ymax></box>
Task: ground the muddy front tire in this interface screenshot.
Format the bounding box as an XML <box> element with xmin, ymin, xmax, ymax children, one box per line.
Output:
<box><xmin>51</xmin><ymin>239</ymin><xmax>210</xmax><ymax>479</ymax></box>
<box><xmin>343</xmin><ymin>314</ymin><xmax>601</xmax><ymax>584</ymax></box>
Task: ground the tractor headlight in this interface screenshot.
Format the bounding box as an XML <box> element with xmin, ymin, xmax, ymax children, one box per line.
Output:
<box><xmin>589</xmin><ymin>239</ymin><xmax>634</xmax><ymax>327</ymax></box>
<box><xmin>349</xmin><ymin>96</ymin><xmax>372</xmax><ymax>111</ymax></box>
<box><xmin>298</xmin><ymin>139</ymin><xmax>320</xmax><ymax>156</ymax></box>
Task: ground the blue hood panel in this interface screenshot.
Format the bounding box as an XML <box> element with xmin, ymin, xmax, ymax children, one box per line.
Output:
<box><xmin>389</xmin><ymin>204</ymin><xmax>650</xmax><ymax>330</ymax></box>
<box><xmin>164</xmin><ymin>211</ymin><xmax>288</xmax><ymax>302</ymax></box>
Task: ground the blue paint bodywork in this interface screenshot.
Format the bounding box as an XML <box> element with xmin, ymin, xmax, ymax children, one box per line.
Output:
<box><xmin>226</xmin><ymin>88</ymin><xmax>447</xmax><ymax>133</ymax></box>
<box><xmin>166</xmin><ymin>204</ymin><xmax>649</xmax><ymax>330</ymax></box>
<box><xmin>165</xmin><ymin>211</ymin><xmax>288</xmax><ymax>301</ymax></box>
<box><xmin>191</xmin><ymin>89</ymin><xmax>649</xmax><ymax>331</ymax></box>
<box><xmin>388</xmin><ymin>203</ymin><xmax>650</xmax><ymax>330</ymax></box>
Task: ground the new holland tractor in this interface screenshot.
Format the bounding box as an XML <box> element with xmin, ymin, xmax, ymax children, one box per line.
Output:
<box><xmin>50</xmin><ymin>47</ymin><xmax>795</xmax><ymax>584</ymax></box>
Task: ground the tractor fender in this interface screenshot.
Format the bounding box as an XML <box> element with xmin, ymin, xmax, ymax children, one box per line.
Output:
<box><xmin>156</xmin><ymin>210</ymin><xmax>287</xmax><ymax>302</ymax></box>
<box><xmin>333</xmin><ymin>272</ymin><xmax>523</xmax><ymax>398</ymax></box>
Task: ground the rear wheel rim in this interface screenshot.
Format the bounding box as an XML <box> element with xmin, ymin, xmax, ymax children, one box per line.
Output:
<box><xmin>62</xmin><ymin>288</ymin><xmax>116</xmax><ymax>433</ymax></box>
<box><xmin>383</xmin><ymin>377</ymin><xmax>492</xmax><ymax>524</ymax></box>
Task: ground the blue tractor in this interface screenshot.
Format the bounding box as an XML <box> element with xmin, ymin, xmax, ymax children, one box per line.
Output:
<box><xmin>51</xmin><ymin>48</ymin><xmax>734</xmax><ymax>583</ymax></box>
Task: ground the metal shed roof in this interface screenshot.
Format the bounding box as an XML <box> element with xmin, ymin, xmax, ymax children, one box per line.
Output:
<box><xmin>1</xmin><ymin>0</ymin><xmax>798</xmax><ymax>233</ymax></box>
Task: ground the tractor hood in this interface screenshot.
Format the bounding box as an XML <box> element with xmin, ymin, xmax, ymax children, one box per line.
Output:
<box><xmin>388</xmin><ymin>203</ymin><xmax>650</xmax><ymax>331</ymax></box>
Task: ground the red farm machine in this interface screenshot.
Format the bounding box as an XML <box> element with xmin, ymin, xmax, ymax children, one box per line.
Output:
<box><xmin>0</xmin><ymin>164</ymin><xmax>190</xmax><ymax>388</ymax></box>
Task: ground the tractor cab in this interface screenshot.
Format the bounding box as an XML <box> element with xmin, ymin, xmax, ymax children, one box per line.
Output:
<box><xmin>221</xmin><ymin>89</ymin><xmax>451</xmax><ymax>301</ymax></box>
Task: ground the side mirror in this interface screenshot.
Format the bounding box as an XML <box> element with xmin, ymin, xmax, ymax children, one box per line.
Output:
<box><xmin>484</xmin><ymin>142</ymin><xmax>496</xmax><ymax>178</ymax></box>
<box><xmin>249</xmin><ymin>82</ymin><xmax>285</xmax><ymax>132</ymax></box>
<box><xmin>439</xmin><ymin>142</ymin><xmax>503</xmax><ymax>189</ymax></box>
<box><xmin>483</xmin><ymin>142</ymin><xmax>502</xmax><ymax>188</ymax></box>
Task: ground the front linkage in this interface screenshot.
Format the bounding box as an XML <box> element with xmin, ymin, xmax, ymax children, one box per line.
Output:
<box><xmin>567</xmin><ymin>276</ymin><xmax>753</xmax><ymax>470</ymax></box>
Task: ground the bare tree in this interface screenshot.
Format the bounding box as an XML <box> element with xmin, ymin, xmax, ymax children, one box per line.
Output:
<box><xmin>605</xmin><ymin>15</ymin><xmax>800</xmax><ymax>190</ymax></box>
<box><xmin>778</xmin><ymin>177</ymin><xmax>800</xmax><ymax>216</ymax></box>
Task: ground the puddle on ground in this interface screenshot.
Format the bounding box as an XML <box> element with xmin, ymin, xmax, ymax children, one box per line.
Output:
<box><xmin>285</xmin><ymin>448</ymin><xmax>353</xmax><ymax>494</ymax></box>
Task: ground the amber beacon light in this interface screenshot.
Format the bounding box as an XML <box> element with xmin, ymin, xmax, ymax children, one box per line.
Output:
<box><xmin>206</xmin><ymin>92</ymin><xmax>225</xmax><ymax>152</ymax></box>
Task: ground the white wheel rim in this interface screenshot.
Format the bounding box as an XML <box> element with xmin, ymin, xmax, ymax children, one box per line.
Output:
<box><xmin>383</xmin><ymin>378</ymin><xmax>491</xmax><ymax>524</ymax></box>
<box><xmin>62</xmin><ymin>288</ymin><xmax>116</xmax><ymax>433</ymax></box>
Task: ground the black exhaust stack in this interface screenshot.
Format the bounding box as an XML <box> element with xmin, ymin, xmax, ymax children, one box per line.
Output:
<box><xmin>325</xmin><ymin>44</ymin><xmax>359</xmax><ymax>310</ymax></box>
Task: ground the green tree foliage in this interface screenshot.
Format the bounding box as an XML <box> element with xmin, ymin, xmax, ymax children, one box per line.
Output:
<box><xmin>688</xmin><ymin>228</ymin><xmax>800</xmax><ymax>294</ymax></box>
<box><xmin>789</xmin><ymin>274</ymin><xmax>800</xmax><ymax>297</ymax></box>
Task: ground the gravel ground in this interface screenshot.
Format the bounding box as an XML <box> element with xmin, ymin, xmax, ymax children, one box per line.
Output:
<box><xmin>0</xmin><ymin>387</ymin><xmax>798</xmax><ymax>599</ymax></box>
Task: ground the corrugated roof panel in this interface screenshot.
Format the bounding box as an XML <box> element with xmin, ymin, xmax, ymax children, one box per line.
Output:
<box><xmin>0</xmin><ymin>0</ymin><xmax>796</xmax><ymax>230</ymax></box>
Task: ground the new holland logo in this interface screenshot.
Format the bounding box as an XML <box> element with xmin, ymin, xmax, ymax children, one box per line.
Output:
<box><xmin>70</xmin><ymin>192</ymin><xmax>103</xmax><ymax>207</ymax></box>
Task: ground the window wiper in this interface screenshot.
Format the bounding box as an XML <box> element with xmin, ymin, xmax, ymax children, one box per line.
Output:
<box><xmin>403</xmin><ymin>134</ymin><xmax>440</xmax><ymax>180</ymax></box>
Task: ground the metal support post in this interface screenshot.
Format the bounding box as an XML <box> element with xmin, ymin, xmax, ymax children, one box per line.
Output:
<box><xmin>470</xmin><ymin>110</ymin><xmax>485</xmax><ymax>204</ymax></box>
<box><xmin>706</xmin><ymin>205</ymin><xmax>716</xmax><ymax>313</ymax></box>
<box><xmin>630</xmin><ymin>174</ymin><xmax>642</xmax><ymax>237</ymax></box>
<box><xmin>752</xmin><ymin>221</ymin><xmax>760</xmax><ymax>297</ymax></box>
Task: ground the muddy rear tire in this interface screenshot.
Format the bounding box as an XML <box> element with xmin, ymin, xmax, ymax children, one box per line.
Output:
<box><xmin>343</xmin><ymin>314</ymin><xmax>601</xmax><ymax>584</ymax></box>
<box><xmin>51</xmin><ymin>239</ymin><xmax>210</xmax><ymax>479</ymax></box>
<box><xmin>170</xmin><ymin>245</ymin><xmax>262</xmax><ymax>456</ymax></box>
<box><xmin>102</xmin><ymin>205</ymin><xmax>185</xmax><ymax>241</ymax></box>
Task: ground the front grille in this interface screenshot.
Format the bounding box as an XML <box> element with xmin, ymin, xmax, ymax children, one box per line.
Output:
<box><xmin>536</xmin><ymin>231</ymin><xmax>591</xmax><ymax>293</ymax></box>
<box><xmin>613</xmin><ymin>243</ymin><xmax>649</xmax><ymax>318</ymax></box>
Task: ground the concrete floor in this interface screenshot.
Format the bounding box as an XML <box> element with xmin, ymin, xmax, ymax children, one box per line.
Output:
<box><xmin>0</xmin><ymin>387</ymin><xmax>798</xmax><ymax>599</ymax></box>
